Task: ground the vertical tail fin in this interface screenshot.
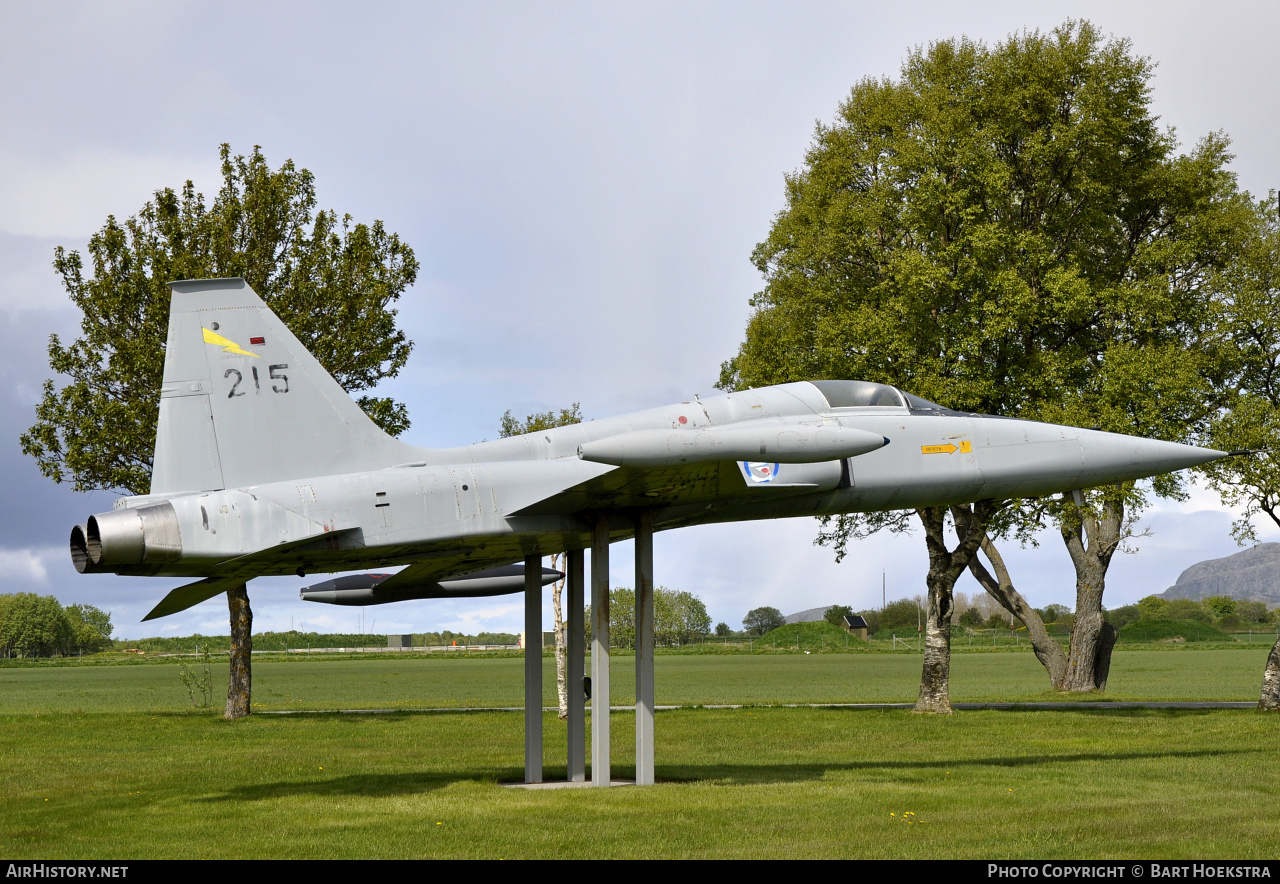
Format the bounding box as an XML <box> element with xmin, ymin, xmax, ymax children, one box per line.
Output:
<box><xmin>150</xmin><ymin>278</ymin><xmax>417</xmax><ymax>494</ymax></box>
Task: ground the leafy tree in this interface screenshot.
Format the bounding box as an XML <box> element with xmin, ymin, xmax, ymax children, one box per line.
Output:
<box><xmin>958</xmin><ymin>608</ymin><xmax>984</xmax><ymax>628</ymax></box>
<box><xmin>500</xmin><ymin>403</ymin><xmax>582</xmax><ymax>440</ymax></box>
<box><xmin>1103</xmin><ymin>605</ymin><xmax>1141</xmax><ymax>630</ymax></box>
<box><xmin>742</xmin><ymin>606</ymin><xmax>785</xmax><ymax>637</ymax></box>
<box><xmin>877</xmin><ymin>599</ymin><xmax>921</xmax><ymax>632</ymax></box>
<box><xmin>606</xmin><ymin>587</ymin><xmax>636</xmax><ymax>648</ymax></box>
<box><xmin>1195</xmin><ymin>201</ymin><xmax>1280</xmax><ymax>708</ymax></box>
<box><xmin>1236</xmin><ymin>601</ymin><xmax>1270</xmax><ymax>624</ymax></box>
<box><xmin>720</xmin><ymin>21</ymin><xmax>1252</xmax><ymax>705</ymax></box>
<box><xmin>499</xmin><ymin>403</ymin><xmax>584</xmax><ymax>719</ymax></box>
<box><xmin>1201</xmin><ymin>199</ymin><xmax>1280</xmax><ymax>538</ymax></box>
<box><xmin>0</xmin><ymin>594</ymin><xmax>74</xmax><ymax>658</ymax></box>
<box><xmin>1036</xmin><ymin>604</ymin><xmax>1071</xmax><ymax>624</ymax></box>
<box><xmin>1137</xmin><ymin>596</ymin><xmax>1172</xmax><ymax>621</ymax></box>
<box><xmin>656</xmin><ymin>589</ymin><xmax>712</xmax><ymax>645</ymax></box>
<box><xmin>21</xmin><ymin>145</ymin><xmax>418</xmax><ymax>717</ymax></box>
<box><xmin>1167</xmin><ymin>599</ymin><xmax>1212</xmax><ymax>623</ymax></box>
<box><xmin>984</xmin><ymin>613</ymin><xmax>1011</xmax><ymax>630</ymax></box>
<box><xmin>715</xmin><ymin>622</ymin><xmax>732</xmax><ymax>637</ymax></box>
<box><xmin>64</xmin><ymin>603</ymin><xmax>112</xmax><ymax>653</ymax></box>
<box><xmin>1203</xmin><ymin>596</ymin><xmax>1238</xmax><ymax>620</ymax></box>
<box><xmin>589</xmin><ymin>587</ymin><xmax>712</xmax><ymax>648</ymax></box>
<box><xmin>823</xmin><ymin>605</ymin><xmax>853</xmax><ymax>626</ymax></box>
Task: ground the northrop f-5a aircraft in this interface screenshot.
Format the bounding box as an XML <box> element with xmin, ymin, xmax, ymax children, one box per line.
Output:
<box><xmin>69</xmin><ymin>278</ymin><xmax>1226</xmax><ymax>620</ymax></box>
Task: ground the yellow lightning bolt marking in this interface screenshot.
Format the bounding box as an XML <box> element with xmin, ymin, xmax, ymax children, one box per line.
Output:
<box><xmin>202</xmin><ymin>327</ymin><xmax>259</xmax><ymax>357</ymax></box>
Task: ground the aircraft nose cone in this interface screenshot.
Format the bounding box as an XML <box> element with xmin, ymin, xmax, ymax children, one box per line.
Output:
<box><xmin>1077</xmin><ymin>431</ymin><xmax>1226</xmax><ymax>486</ymax></box>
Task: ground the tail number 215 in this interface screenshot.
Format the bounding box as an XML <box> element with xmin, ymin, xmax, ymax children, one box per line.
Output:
<box><xmin>225</xmin><ymin>364</ymin><xmax>289</xmax><ymax>398</ymax></box>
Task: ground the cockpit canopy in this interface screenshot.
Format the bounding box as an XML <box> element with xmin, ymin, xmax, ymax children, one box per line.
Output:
<box><xmin>807</xmin><ymin>380</ymin><xmax>950</xmax><ymax>413</ymax></box>
<box><xmin>808</xmin><ymin>380</ymin><xmax>904</xmax><ymax>408</ymax></box>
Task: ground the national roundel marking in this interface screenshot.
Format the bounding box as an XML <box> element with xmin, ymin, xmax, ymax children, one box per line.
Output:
<box><xmin>744</xmin><ymin>461</ymin><xmax>780</xmax><ymax>484</ymax></box>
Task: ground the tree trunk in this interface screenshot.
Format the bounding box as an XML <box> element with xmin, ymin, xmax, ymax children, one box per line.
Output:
<box><xmin>913</xmin><ymin>502</ymin><xmax>999</xmax><ymax>714</ymax></box>
<box><xmin>916</xmin><ymin>559</ymin><xmax>954</xmax><ymax>715</ymax></box>
<box><xmin>224</xmin><ymin>584</ymin><xmax>252</xmax><ymax>720</ymax></box>
<box><xmin>551</xmin><ymin>553</ymin><xmax>568</xmax><ymax>720</ymax></box>
<box><xmin>1259</xmin><ymin>632</ymin><xmax>1280</xmax><ymax>711</ymax></box>
<box><xmin>1059</xmin><ymin>494</ymin><xmax>1122</xmax><ymax>692</ymax></box>
<box><xmin>966</xmin><ymin>533</ymin><xmax>1068</xmax><ymax>687</ymax></box>
<box><xmin>1093</xmin><ymin>622</ymin><xmax>1118</xmax><ymax>690</ymax></box>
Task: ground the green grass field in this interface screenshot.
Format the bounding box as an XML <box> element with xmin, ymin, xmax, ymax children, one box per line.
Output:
<box><xmin>0</xmin><ymin>647</ymin><xmax>1272</xmax><ymax>713</ymax></box>
<box><xmin>3</xmin><ymin>649</ymin><xmax>1279</xmax><ymax>858</ymax></box>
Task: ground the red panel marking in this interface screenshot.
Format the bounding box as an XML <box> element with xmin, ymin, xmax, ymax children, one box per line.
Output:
<box><xmin>678</xmin><ymin>415</ymin><xmax>687</xmax><ymax>424</ymax></box>
<box><xmin>249</xmin><ymin>337</ymin><xmax>265</xmax><ymax>345</ymax></box>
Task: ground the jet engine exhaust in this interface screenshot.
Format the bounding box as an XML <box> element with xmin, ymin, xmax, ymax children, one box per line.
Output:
<box><xmin>69</xmin><ymin>524</ymin><xmax>99</xmax><ymax>574</ymax></box>
<box><xmin>79</xmin><ymin>502</ymin><xmax>183</xmax><ymax>568</ymax></box>
<box><xmin>300</xmin><ymin>563</ymin><xmax>563</xmax><ymax>605</ymax></box>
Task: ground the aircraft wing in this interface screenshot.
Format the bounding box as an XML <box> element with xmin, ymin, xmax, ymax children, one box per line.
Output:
<box><xmin>142</xmin><ymin>528</ymin><xmax>362</xmax><ymax>620</ymax></box>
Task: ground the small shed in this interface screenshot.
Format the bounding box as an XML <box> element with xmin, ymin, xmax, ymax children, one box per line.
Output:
<box><xmin>387</xmin><ymin>634</ymin><xmax>413</xmax><ymax>650</ymax></box>
<box><xmin>841</xmin><ymin>615</ymin><xmax>869</xmax><ymax>641</ymax></box>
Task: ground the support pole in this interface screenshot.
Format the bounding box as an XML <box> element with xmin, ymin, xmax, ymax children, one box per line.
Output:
<box><xmin>524</xmin><ymin>553</ymin><xmax>542</xmax><ymax>784</ymax></box>
<box><xmin>635</xmin><ymin>509</ymin><xmax>655</xmax><ymax>786</ymax></box>
<box><xmin>591</xmin><ymin>512</ymin><xmax>611</xmax><ymax>787</ymax></box>
<box><xmin>566</xmin><ymin>548</ymin><xmax>586</xmax><ymax>783</ymax></box>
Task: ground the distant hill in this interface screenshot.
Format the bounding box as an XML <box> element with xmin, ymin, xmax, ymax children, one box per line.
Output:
<box><xmin>1160</xmin><ymin>543</ymin><xmax>1280</xmax><ymax>605</ymax></box>
<box><xmin>784</xmin><ymin>606</ymin><xmax>834</xmax><ymax>624</ymax></box>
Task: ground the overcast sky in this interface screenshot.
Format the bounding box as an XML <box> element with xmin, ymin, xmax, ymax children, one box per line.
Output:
<box><xmin>1</xmin><ymin>1</ymin><xmax>1277</xmax><ymax>639</ymax></box>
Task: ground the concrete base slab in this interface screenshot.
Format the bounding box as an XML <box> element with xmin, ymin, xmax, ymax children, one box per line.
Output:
<box><xmin>502</xmin><ymin>779</ymin><xmax>635</xmax><ymax>790</ymax></box>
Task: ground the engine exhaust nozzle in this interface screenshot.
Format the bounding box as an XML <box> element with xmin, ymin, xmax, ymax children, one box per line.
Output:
<box><xmin>69</xmin><ymin>524</ymin><xmax>96</xmax><ymax>574</ymax></box>
<box><xmin>83</xmin><ymin>502</ymin><xmax>182</xmax><ymax>567</ymax></box>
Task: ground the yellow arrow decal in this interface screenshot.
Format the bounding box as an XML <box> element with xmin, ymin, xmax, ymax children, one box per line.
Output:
<box><xmin>921</xmin><ymin>440</ymin><xmax>971</xmax><ymax>455</ymax></box>
<box><xmin>202</xmin><ymin>327</ymin><xmax>259</xmax><ymax>357</ymax></box>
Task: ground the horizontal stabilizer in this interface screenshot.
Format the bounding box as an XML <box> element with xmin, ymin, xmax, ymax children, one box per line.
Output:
<box><xmin>143</xmin><ymin>575</ymin><xmax>246</xmax><ymax>621</ymax></box>
<box><xmin>578</xmin><ymin>423</ymin><xmax>888</xmax><ymax>467</ymax></box>
<box><xmin>141</xmin><ymin>528</ymin><xmax>363</xmax><ymax>621</ymax></box>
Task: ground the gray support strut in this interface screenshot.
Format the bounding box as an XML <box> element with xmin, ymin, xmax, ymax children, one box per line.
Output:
<box><xmin>635</xmin><ymin>509</ymin><xmax>655</xmax><ymax>786</ymax></box>
<box><xmin>591</xmin><ymin>512</ymin><xmax>611</xmax><ymax>786</ymax></box>
<box><xmin>566</xmin><ymin>548</ymin><xmax>586</xmax><ymax>783</ymax></box>
<box><xmin>524</xmin><ymin>553</ymin><xmax>543</xmax><ymax>784</ymax></box>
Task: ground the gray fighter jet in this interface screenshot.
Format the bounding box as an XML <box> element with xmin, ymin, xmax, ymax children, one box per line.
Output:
<box><xmin>69</xmin><ymin>278</ymin><xmax>1226</xmax><ymax>620</ymax></box>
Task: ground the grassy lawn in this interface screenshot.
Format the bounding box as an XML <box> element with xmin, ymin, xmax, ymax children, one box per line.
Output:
<box><xmin>0</xmin><ymin>647</ymin><xmax>1272</xmax><ymax>713</ymax></box>
<box><xmin>2</xmin><ymin>706</ymin><xmax>1278</xmax><ymax>858</ymax></box>
<box><xmin>3</xmin><ymin>649</ymin><xmax>1278</xmax><ymax>858</ymax></box>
